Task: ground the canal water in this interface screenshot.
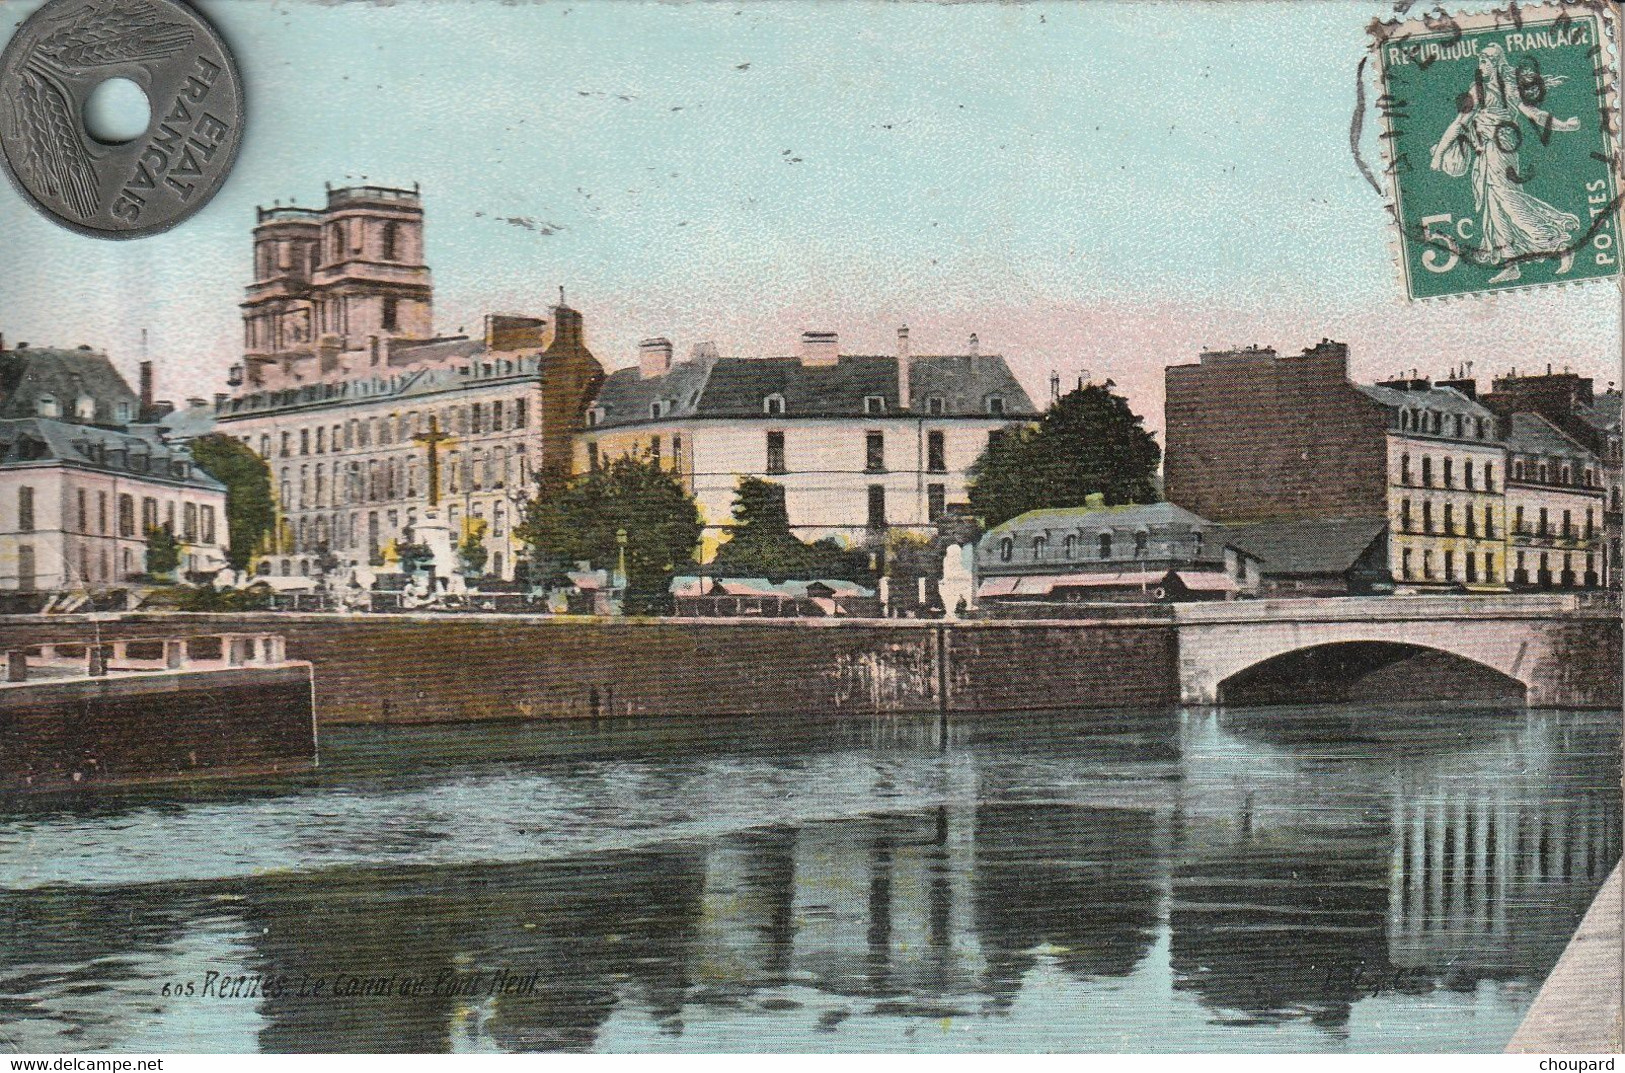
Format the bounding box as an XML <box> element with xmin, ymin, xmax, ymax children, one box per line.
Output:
<box><xmin>0</xmin><ymin>704</ymin><xmax>1617</xmax><ymax>1053</ymax></box>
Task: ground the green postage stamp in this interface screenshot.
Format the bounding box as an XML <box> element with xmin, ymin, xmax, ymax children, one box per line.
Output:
<box><xmin>1371</xmin><ymin>3</ymin><xmax>1622</xmax><ymax>299</ymax></box>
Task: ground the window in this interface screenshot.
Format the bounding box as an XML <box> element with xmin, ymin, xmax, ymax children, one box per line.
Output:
<box><xmin>764</xmin><ymin>394</ymin><xmax>785</xmax><ymax>416</ymax></box>
<box><xmin>280</xmin><ymin>431</ymin><xmax>291</xmax><ymax>457</ymax></box>
<box><xmin>1464</xmin><ymin>459</ymin><xmax>1475</xmax><ymax>490</ymax></box>
<box><xmin>1484</xmin><ymin>505</ymin><xmax>1495</xmax><ymax>539</ymax></box>
<box><xmin>671</xmin><ymin>435</ymin><xmax>682</xmax><ymax>472</ymax></box>
<box><xmin>1134</xmin><ymin>531</ymin><xmax>1149</xmax><ymax>557</ymax></box>
<box><xmin>118</xmin><ymin>494</ymin><xmax>134</xmax><ymax>537</ymax></box>
<box><xmin>1513</xmin><ymin>461</ymin><xmax>1525</xmax><ymax>481</ymax></box>
<box><xmin>382</xmin><ymin>299</ymin><xmax>400</xmax><ymax>332</ymax></box>
<box><xmin>75</xmin><ymin>396</ymin><xmax>95</xmax><ymax>421</ymax></box>
<box><xmin>926</xmin><ymin>484</ymin><xmax>946</xmax><ymax>523</ymax></box>
<box><xmin>300</xmin><ymin>428</ymin><xmax>310</xmax><ymax>455</ymax></box>
<box><xmin>1465</xmin><ymin>506</ymin><xmax>1477</xmax><ymax>536</ymax></box>
<box><xmin>1539</xmin><ymin>507</ymin><xmax>1550</xmax><ymax>536</ymax></box>
<box><xmin>382</xmin><ymin>221</ymin><xmax>400</xmax><ymax>261</ymax></box>
<box><xmin>141</xmin><ymin>496</ymin><xmax>158</xmax><ymax>533</ymax></box>
<box><xmin>1485</xmin><ymin>551</ymin><xmax>1496</xmax><ymax>583</ymax></box>
<box><xmin>183</xmin><ymin>502</ymin><xmax>198</xmax><ymax>542</ymax></box>
<box><xmin>986</xmin><ymin>396</ymin><xmax>1006</xmax><ymax>416</ymax></box>
<box><xmin>36</xmin><ymin>394</ymin><xmax>57</xmax><ymax>419</ymax></box>
<box><xmin>1454</xmin><ymin>414</ymin><xmax>1465</xmax><ymax>438</ymax></box>
<box><xmin>1421</xmin><ymin>456</ymin><xmax>1433</xmax><ymax>487</ymax></box>
<box><xmin>766</xmin><ymin>431</ymin><xmax>786</xmax><ymax>474</ymax></box>
<box><xmin>1444</xmin><ymin>549</ymin><xmax>1455</xmax><ymax>580</ymax></box>
<box><xmin>927</xmin><ymin>431</ymin><xmax>946</xmax><ymax>473</ymax></box>
<box><xmin>116</xmin><ymin>402</ymin><xmax>131</xmax><ymax>423</ymax></box>
<box><xmin>1063</xmin><ymin>533</ymin><xmax>1077</xmax><ymax>559</ymax></box>
<box><xmin>17</xmin><ymin>545</ymin><xmax>34</xmax><ymax>592</ymax></box>
<box><xmin>76</xmin><ymin>489</ymin><xmax>87</xmax><ymax>532</ymax></box>
<box><xmin>1033</xmin><ymin>536</ymin><xmax>1047</xmax><ymax>559</ymax></box>
<box><xmin>1443</xmin><ymin>458</ymin><xmax>1454</xmax><ymax>488</ymax></box>
<box><xmin>865</xmin><ymin>431</ymin><xmax>885</xmax><ymax>473</ymax></box>
<box><xmin>472</xmin><ymin>403</ymin><xmax>485</xmax><ymax>434</ymax></box>
<box><xmin>1401</xmin><ymin>453</ymin><xmax>1411</xmax><ymax>484</ymax></box>
<box><xmin>17</xmin><ymin>487</ymin><xmax>33</xmax><ymax>532</ymax></box>
<box><xmin>202</xmin><ymin>505</ymin><xmax>216</xmax><ymax>545</ymax></box>
<box><xmin>863</xmin><ymin>396</ymin><xmax>887</xmax><ymax>415</ymax></box>
<box><xmin>515</xmin><ymin>399</ymin><xmax>528</xmax><ymax>428</ymax></box>
<box><xmin>260</xmin><ymin>435</ymin><xmax>271</xmax><ymax>458</ymax></box>
<box><xmin>927</xmin><ymin>396</ymin><xmax>945</xmax><ymax>416</ymax></box>
<box><xmin>1422</xmin><ymin>500</ymin><xmax>1433</xmax><ymax>533</ymax></box>
<box><xmin>316</xmin><ymin>427</ymin><xmax>326</xmax><ymax>454</ymax></box>
<box><xmin>1098</xmin><ymin>532</ymin><xmax>1113</xmax><ymax>559</ymax></box>
<box><xmin>650</xmin><ymin>401</ymin><xmax>666</xmax><ymax>420</ymax></box>
<box><xmin>649</xmin><ymin>438</ymin><xmax>662</xmax><ymax>467</ymax></box>
<box><xmin>1423</xmin><ymin>549</ymin><xmax>1435</xmax><ymax>579</ymax></box>
<box><xmin>1402</xmin><ymin>546</ymin><xmax>1413</xmax><ymax>579</ymax></box>
<box><xmin>1401</xmin><ymin>498</ymin><xmax>1413</xmax><ymax>532</ymax></box>
<box><xmin>1515</xmin><ymin>505</ymin><xmax>1526</xmax><ymax>534</ymax></box>
<box><xmin>1466</xmin><ymin>551</ymin><xmax>1478</xmax><ymax>583</ymax></box>
<box><xmin>1000</xmin><ymin>537</ymin><xmax>1014</xmax><ymax>562</ymax></box>
<box><xmin>1443</xmin><ymin>503</ymin><xmax>1454</xmax><ymax>534</ymax></box>
<box><xmin>98</xmin><ymin>491</ymin><xmax>107</xmax><ymax>535</ymax></box>
<box><xmin>1587</xmin><ymin>508</ymin><xmax>1596</xmax><ymax>539</ymax></box>
<box><xmin>866</xmin><ymin>484</ymin><xmax>887</xmax><ymax>529</ymax></box>
<box><xmin>1562</xmin><ymin>509</ymin><xmax>1573</xmax><ymax>538</ymax></box>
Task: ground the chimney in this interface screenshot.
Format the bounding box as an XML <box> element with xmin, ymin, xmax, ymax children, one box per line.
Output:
<box><xmin>213</xmin><ymin>392</ymin><xmax>227</xmax><ymax>410</ymax></box>
<box><xmin>550</xmin><ymin>301</ymin><xmax>584</xmax><ymax>350</ymax></box>
<box><xmin>896</xmin><ymin>325</ymin><xmax>911</xmax><ymax>409</ymax></box>
<box><xmin>139</xmin><ymin>360</ymin><xmax>154</xmax><ymax>420</ymax></box>
<box><xmin>186</xmin><ymin>396</ymin><xmax>206</xmax><ymax>409</ymax></box>
<box><xmin>967</xmin><ymin>333</ymin><xmax>979</xmax><ymax>358</ymax></box>
<box><xmin>639</xmin><ymin>337</ymin><xmax>674</xmax><ymax>379</ymax></box>
<box><xmin>799</xmin><ymin>330</ymin><xmax>839</xmax><ymax>367</ymax></box>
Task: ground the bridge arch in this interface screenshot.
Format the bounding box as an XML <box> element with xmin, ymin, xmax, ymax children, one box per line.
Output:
<box><xmin>1215</xmin><ymin>640</ymin><xmax>1527</xmax><ymax>707</ymax></box>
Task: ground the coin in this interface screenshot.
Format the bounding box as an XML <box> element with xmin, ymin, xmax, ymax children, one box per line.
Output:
<box><xmin>0</xmin><ymin>0</ymin><xmax>243</xmax><ymax>239</ymax></box>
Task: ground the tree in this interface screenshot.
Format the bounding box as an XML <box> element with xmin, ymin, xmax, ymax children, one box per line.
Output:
<box><xmin>144</xmin><ymin>525</ymin><xmax>180</xmax><ymax>578</ymax></box>
<box><xmin>517</xmin><ymin>453</ymin><xmax>702</xmax><ymax>614</ymax></box>
<box><xmin>968</xmin><ymin>383</ymin><xmax>1161</xmax><ymax>529</ymax></box>
<box><xmin>709</xmin><ymin>476</ymin><xmax>873</xmax><ymax>582</ymax></box>
<box><xmin>190</xmin><ymin>433</ymin><xmax>275</xmax><ymax>571</ymax></box>
<box><xmin>458</xmin><ymin>519</ymin><xmax>490</xmax><ymax>577</ymax></box>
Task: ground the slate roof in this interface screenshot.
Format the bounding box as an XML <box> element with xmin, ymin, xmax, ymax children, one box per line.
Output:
<box><xmin>1358</xmin><ymin>383</ymin><xmax>1495</xmax><ymax>418</ymax></box>
<box><xmin>0</xmin><ymin>418</ymin><xmax>225</xmax><ymax>491</ymax></box>
<box><xmin>156</xmin><ymin>402</ymin><xmax>218</xmax><ymax>443</ymax></box>
<box><xmin>1578</xmin><ymin>391</ymin><xmax>1622</xmax><ymax>434</ymax></box>
<box><xmin>0</xmin><ymin>347</ymin><xmax>140</xmax><ymax>425</ymax></box>
<box><xmin>986</xmin><ymin>501</ymin><xmax>1217</xmax><ymax>539</ymax></box>
<box><xmin>1222</xmin><ymin>517</ymin><xmax>1388</xmax><ymax>577</ymax></box>
<box><xmin>1507</xmin><ymin>412</ymin><xmax>1593</xmax><ymax>459</ymax></box>
<box><xmin>590</xmin><ymin>353</ymin><xmax>1035</xmax><ymax>429</ymax></box>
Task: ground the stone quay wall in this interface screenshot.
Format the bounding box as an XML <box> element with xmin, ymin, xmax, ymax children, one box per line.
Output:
<box><xmin>0</xmin><ymin>614</ymin><xmax>1180</xmax><ymax>725</ymax></box>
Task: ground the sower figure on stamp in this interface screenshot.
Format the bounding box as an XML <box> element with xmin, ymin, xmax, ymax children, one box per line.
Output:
<box><xmin>1431</xmin><ymin>43</ymin><xmax>1582</xmax><ymax>283</ymax></box>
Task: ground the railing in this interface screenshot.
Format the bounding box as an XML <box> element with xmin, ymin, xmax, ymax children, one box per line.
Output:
<box><xmin>3</xmin><ymin>633</ymin><xmax>292</xmax><ymax>684</ymax></box>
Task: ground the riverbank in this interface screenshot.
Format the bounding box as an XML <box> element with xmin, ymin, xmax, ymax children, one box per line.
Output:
<box><xmin>1508</xmin><ymin>862</ymin><xmax>1623</xmax><ymax>1053</ymax></box>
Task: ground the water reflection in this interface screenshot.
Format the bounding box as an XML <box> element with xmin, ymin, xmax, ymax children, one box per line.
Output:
<box><xmin>0</xmin><ymin>705</ymin><xmax>1616</xmax><ymax>1052</ymax></box>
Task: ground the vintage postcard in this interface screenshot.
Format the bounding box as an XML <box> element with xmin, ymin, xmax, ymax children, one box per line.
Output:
<box><xmin>0</xmin><ymin>0</ymin><xmax>1621</xmax><ymax>1060</ymax></box>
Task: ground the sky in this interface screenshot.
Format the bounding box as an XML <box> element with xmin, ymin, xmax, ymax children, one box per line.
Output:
<box><xmin>2</xmin><ymin>0</ymin><xmax>1620</xmax><ymax>435</ymax></box>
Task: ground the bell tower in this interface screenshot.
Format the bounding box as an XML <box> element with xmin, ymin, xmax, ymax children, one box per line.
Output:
<box><xmin>308</xmin><ymin>183</ymin><xmax>434</xmax><ymax>346</ymax></box>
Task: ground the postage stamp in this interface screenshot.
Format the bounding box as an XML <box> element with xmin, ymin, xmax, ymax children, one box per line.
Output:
<box><xmin>1370</xmin><ymin>3</ymin><xmax>1623</xmax><ymax>299</ymax></box>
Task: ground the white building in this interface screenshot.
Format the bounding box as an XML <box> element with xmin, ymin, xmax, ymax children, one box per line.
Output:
<box><xmin>215</xmin><ymin>184</ymin><xmax>603</xmax><ymax>580</ymax></box>
<box><xmin>1504</xmin><ymin>412</ymin><xmax>1608</xmax><ymax>589</ymax></box>
<box><xmin>579</xmin><ymin>328</ymin><xmax>1037</xmax><ymax>557</ymax></box>
<box><xmin>0</xmin><ymin>419</ymin><xmax>227</xmax><ymax>591</ymax></box>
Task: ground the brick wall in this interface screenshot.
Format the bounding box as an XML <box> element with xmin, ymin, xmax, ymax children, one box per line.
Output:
<box><xmin>1164</xmin><ymin>342</ymin><xmax>1390</xmax><ymax>522</ymax></box>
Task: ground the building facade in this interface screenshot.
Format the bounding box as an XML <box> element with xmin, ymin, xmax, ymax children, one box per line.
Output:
<box><xmin>974</xmin><ymin>500</ymin><xmax>1261</xmax><ymax>603</ymax></box>
<box><xmin>0</xmin><ymin>419</ymin><xmax>227</xmax><ymax>591</ymax></box>
<box><xmin>579</xmin><ymin>329</ymin><xmax>1035</xmax><ymax>557</ymax></box>
<box><xmin>1503</xmin><ymin>413</ymin><xmax>1608</xmax><ymax>589</ymax></box>
<box><xmin>1359</xmin><ymin>381</ymin><xmax>1509</xmax><ymax>591</ymax></box>
<box><xmin>215</xmin><ymin>185</ymin><xmax>602</xmax><ymax>580</ymax></box>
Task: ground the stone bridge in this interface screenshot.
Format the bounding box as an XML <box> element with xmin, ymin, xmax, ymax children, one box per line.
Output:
<box><xmin>1172</xmin><ymin>595</ymin><xmax>1622</xmax><ymax>709</ymax></box>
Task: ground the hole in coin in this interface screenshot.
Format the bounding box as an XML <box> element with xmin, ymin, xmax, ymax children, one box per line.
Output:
<box><xmin>83</xmin><ymin>77</ymin><xmax>152</xmax><ymax>145</ymax></box>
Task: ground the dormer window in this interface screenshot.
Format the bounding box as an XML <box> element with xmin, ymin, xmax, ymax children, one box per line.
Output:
<box><xmin>36</xmin><ymin>394</ymin><xmax>58</xmax><ymax>419</ymax></box>
<box><xmin>75</xmin><ymin>396</ymin><xmax>95</xmax><ymax>421</ymax></box>
<box><xmin>986</xmin><ymin>395</ymin><xmax>1006</xmax><ymax>416</ymax></box>
<box><xmin>863</xmin><ymin>396</ymin><xmax>887</xmax><ymax>415</ymax></box>
<box><xmin>764</xmin><ymin>394</ymin><xmax>786</xmax><ymax>416</ymax></box>
<box><xmin>587</xmin><ymin>406</ymin><xmax>605</xmax><ymax>428</ymax></box>
<box><xmin>927</xmin><ymin>396</ymin><xmax>946</xmax><ymax>416</ymax></box>
<box><xmin>999</xmin><ymin>536</ymin><xmax>1014</xmax><ymax>562</ymax></box>
<box><xmin>650</xmin><ymin>400</ymin><xmax>668</xmax><ymax>419</ymax></box>
<box><xmin>115</xmin><ymin>402</ymin><xmax>131</xmax><ymax>423</ymax></box>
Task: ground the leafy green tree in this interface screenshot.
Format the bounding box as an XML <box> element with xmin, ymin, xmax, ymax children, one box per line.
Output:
<box><xmin>190</xmin><ymin>433</ymin><xmax>275</xmax><ymax>571</ymax></box>
<box><xmin>458</xmin><ymin>520</ymin><xmax>490</xmax><ymax>577</ymax></box>
<box><xmin>396</xmin><ymin>542</ymin><xmax>434</xmax><ymax>575</ymax></box>
<box><xmin>710</xmin><ymin>476</ymin><xmax>873</xmax><ymax>582</ymax></box>
<box><xmin>518</xmin><ymin>453</ymin><xmax>702</xmax><ymax>613</ymax></box>
<box><xmin>968</xmin><ymin>383</ymin><xmax>1161</xmax><ymax>529</ymax></box>
<box><xmin>144</xmin><ymin>525</ymin><xmax>180</xmax><ymax>578</ymax></box>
